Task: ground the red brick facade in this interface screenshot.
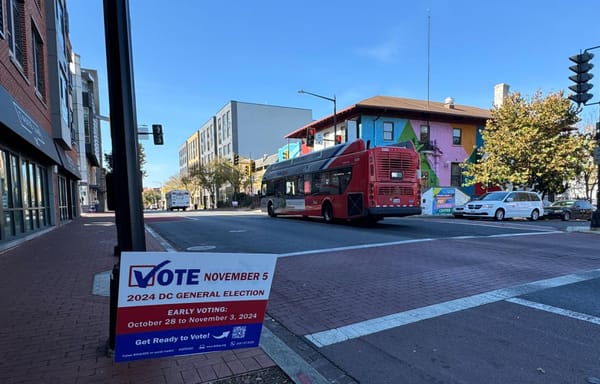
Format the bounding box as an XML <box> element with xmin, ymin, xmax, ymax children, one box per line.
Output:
<box><xmin>0</xmin><ymin>0</ymin><xmax>52</xmax><ymax>137</ymax></box>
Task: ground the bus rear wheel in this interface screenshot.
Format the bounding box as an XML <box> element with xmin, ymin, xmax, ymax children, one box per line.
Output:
<box><xmin>322</xmin><ymin>202</ymin><xmax>334</xmax><ymax>223</ymax></box>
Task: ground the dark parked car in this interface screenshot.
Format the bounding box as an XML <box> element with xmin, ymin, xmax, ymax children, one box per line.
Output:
<box><xmin>544</xmin><ymin>199</ymin><xmax>595</xmax><ymax>221</ymax></box>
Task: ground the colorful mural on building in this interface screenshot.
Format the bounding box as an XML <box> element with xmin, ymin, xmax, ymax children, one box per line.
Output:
<box><xmin>358</xmin><ymin>116</ymin><xmax>484</xmax><ymax>197</ymax></box>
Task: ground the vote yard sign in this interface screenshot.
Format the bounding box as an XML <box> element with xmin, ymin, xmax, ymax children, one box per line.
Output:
<box><xmin>115</xmin><ymin>252</ymin><xmax>277</xmax><ymax>362</ymax></box>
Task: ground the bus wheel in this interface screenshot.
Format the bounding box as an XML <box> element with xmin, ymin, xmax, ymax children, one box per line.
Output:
<box><xmin>267</xmin><ymin>202</ymin><xmax>277</xmax><ymax>217</ymax></box>
<box><xmin>322</xmin><ymin>202</ymin><xmax>334</xmax><ymax>223</ymax></box>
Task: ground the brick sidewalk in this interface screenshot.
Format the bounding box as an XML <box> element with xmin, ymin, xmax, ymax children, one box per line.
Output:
<box><xmin>0</xmin><ymin>213</ymin><xmax>277</xmax><ymax>384</ymax></box>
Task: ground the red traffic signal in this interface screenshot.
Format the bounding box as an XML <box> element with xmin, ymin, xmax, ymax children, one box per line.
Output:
<box><xmin>335</xmin><ymin>135</ymin><xmax>343</xmax><ymax>144</ymax></box>
<box><xmin>306</xmin><ymin>128</ymin><xmax>315</xmax><ymax>147</ymax></box>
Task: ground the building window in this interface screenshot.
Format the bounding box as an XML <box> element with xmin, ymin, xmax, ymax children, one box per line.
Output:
<box><xmin>383</xmin><ymin>122</ymin><xmax>394</xmax><ymax>141</ymax></box>
<box><xmin>452</xmin><ymin>128</ymin><xmax>462</xmax><ymax>145</ymax></box>
<box><xmin>32</xmin><ymin>23</ymin><xmax>45</xmax><ymax>99</ymax></box>
<box><xmin>420</xmin><ymin>125</ymin><xmax>430</xmax><ymax>145</ymax></box>
<box><xmin>0</xmin><ymin>0</ymin><xmax>5</xmax><ymax>38</ymax></box>
<box><xmin>83</xmin><ymin>107</ymin><xmax>90</xmax><ymax>143</ymax></box>
<box><xmin>59</xmin><ymin>73</ymin><xmax>69</xmax><ymax>126</ymax></box>
<box><xmin>450</xmin><ymin>163</ymin><xmax>462</xmax><ymax>187</ymax></box>
<box><xmin>217</xmin><ymin>117</ymin><xmax>222</xmax><ymax>144</ymax></box>
<box><xmin>7</xmin><ymin>0</ymin><xmax>25</xmax><ymax>68</ymax></box>
<box><xmin>227</xmin><ymin>111</ymin><xmax>231</xmax><ymax>138</ymax></box>
<box><xmin>421</xmin><ymin>170</ymin><xmax>430</xmax><ymax>189</ymax></box>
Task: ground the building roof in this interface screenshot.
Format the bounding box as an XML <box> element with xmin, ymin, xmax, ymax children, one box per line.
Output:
<box><xmin>357</xmin><ymin>95</ymin><xmax>492</xmax><ymax>119</ymax></box>
<box><xmin>285</xmin><ymin>95</ymin><xmax>492</xmax><ymax>139</ymax></box>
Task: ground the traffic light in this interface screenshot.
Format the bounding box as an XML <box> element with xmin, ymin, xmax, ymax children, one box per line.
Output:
<box><xmin>306</xmin><ymin>128</ymin><xmax>315</xmax><ymax>147</ymax></box>
<box><xmin>282</xmin><ymin>150</ymin><xmax>289</xmax><ymax>160</ymax></box>
<box><xmin>250</xmin><ymin>160</ymin><xmax>256</xmax><ymax>173</ymax></box>
<box><xmin>568</xmin><ymin>51</ymin><xmax>594</xmax><ymax>106</ymax></box>
<box><xmin>152</xmin><ymin>124</ymin><xmax>164</xmax><ymax>145</ymax></box>
<box><xmin>335</xmin><ymin>135</ymin><xmax>343</xmax><ymax>144</ymax></box>
<box><xmin>233</xmin><ymin>153</ymin><xmax>239</xmax><ymax>165</ymax></box>
<box><xmin>244</xmin><ymin>165</ymin><xmax>249</xmax><ymax>175</ymax></box>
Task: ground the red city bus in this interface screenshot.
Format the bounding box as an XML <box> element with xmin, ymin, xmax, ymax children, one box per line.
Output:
<box><xmin>260</xmin><ymin>139</ymin><xmax>421</xmax><ymax>223</ymax></box>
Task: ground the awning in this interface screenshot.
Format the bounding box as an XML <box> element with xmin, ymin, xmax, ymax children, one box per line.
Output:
<box><xmin>0</xmin><ymin>85</ymin><xmax>61</xmax><ymax>164</ymax></box>
<box><xmin>55</xmin><ymin>143</ymin><xmax>81</xmax><ymax>179</ymax></box>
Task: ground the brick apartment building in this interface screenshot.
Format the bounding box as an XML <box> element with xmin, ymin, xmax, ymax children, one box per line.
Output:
<box><xmin>0</xmin><ymin>0</ymin><xmax>81</xmax><ymax>247</ymax></box>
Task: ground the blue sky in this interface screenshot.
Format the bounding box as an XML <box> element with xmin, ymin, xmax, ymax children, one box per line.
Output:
<box><xmin>67</xmin><ymin>0</ymin><xmax>600</xmax><ymax>188</ymax></box>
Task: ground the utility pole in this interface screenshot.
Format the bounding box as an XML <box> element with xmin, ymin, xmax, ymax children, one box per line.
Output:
<box><xmin>103</xmin><ymin>0</ymin><xmax>146</xmax><ymax>354</ymax></box>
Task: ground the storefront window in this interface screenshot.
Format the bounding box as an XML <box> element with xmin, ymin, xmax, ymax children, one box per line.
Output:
<box><xmin>0</xmin><ymin>150</ymin><xmax>51</xmax><ymax>241</ymax></box>
<box><xmin>10</xmin><ymin>153</ymin><xmax>22</xmax><ymax>235</ymax></box>
<box><xmin>0</xmin><ymin>150</ymin><xmax>6</xmax><ymax>240</ymax></box>
<box><xmin>58</xmin><ymin>175</ymin><xmax>68</xmax><ymax>221</ymax></box>
<box><xmin>0</xmin><ymin>150</ymin><xmax>7</xmax><ymax>209</ymax></box>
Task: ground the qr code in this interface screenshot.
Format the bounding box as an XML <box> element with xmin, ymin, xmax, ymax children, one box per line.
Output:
<box><xmin>232</xmin><ymin>326</ymin><xmax>246</xmax><ymax>339</ymax></box>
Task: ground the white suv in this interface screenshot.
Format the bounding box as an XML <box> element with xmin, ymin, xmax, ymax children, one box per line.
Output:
<box><xmin>463</xmin><ymin>191</ymin><xmax>544</xmax><ymax>221</ymax></box>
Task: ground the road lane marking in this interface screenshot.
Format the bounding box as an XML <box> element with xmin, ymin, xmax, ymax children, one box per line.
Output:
<box><xmin>407</xmin><ymin>217</ymin><xmax>557</xmax><ymax>231</ymax></box>
<box><xmin>304</xmin><ymin>269</ymin><xmax>600</xmax><ymax>347</ymax></box>
<box><xmin>506</xmin><ymin>298</ymin><xmax>600</xmax><ymax>325</ymax></box>
<box><xmin>488</xmin><ymin>231</ymin><xmax>563</xmax><ymax>238</ymax></box>
<box><xmin>278</xmin><ymin>238</ymin><xmax>435</xmax><ymax>258</ymax></box>
<box><xmin>145</xmin><ymin>224</ymin><xmax>177</xmax><ymax>252</ymax></box>
<box><xmin>279</xmin><ymin>231</ymin><xmax>561</xmax><ymax>258</ymax></box>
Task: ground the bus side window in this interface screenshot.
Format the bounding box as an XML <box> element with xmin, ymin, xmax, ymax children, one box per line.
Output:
<box><xmin>286</xmin><ymin>180</ymin><xmax>295</xmax><ymax>196</ymax></box>
<box><xmin>304</xmin><ymin>175</ymin><xmax>311</xmax><ymax>195</ymax></box>
<box><xmin>274</xmin><ymin>180</ymin><xmax>284</xmax><ymax>197</ymax></box>
<box><xmin>339</xmin><ymin>169</ymin><xmax>352</xmax><ymax>193</ymax></box>
<box><xmin>311</xmin><ymin>173</ymin><xmax>322</xmax><ymax>195</ymax></box>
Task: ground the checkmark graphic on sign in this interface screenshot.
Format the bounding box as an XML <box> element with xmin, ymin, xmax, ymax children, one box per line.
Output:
<box><xmin>133</xmin><ymin>260</ymin><xmax>171</xmax><ymax>288</ymax></box>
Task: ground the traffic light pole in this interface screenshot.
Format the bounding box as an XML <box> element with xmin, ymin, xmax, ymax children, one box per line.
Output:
<box><xmin>298</xmin><ymin>90</ymin><xmax>337</xmax><ymax>144</ymax></box>
<box><xmin>103</xmin><ymin>0</ymin><xmax>147</xmax><ymax>355</ymax></box>
<box><xmin>592</xmin><ymin>121</ymin><xmax>600</xmax><ymax>229</ymax></box>
<box><xmin>585</xmin><ymin>47</ymin><xmax>600</xmax><ymax>230</ymax></box>
<box><xmin>568</xmin><ymin>46</ymin><xmax>600</xmax><ymax>229</ymax></box>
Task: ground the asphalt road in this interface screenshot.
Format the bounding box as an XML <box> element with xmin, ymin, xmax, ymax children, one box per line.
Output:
<box><xmin>145</xmin><ymin>210</ymin><xmax>600</xmax><ymax>384</ymax></box>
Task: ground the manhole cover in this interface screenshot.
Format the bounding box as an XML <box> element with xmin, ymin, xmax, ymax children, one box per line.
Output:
<box><xmin>186</xmin><ymin>245</ymin><xmax>217</xmax><ymax>251</ymax></box>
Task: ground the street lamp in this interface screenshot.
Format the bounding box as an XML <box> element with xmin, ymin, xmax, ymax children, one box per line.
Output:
<box><xmin>298</xmin><ymin>89</ymin><xmax>337</xmax><ymax>144</ymax></box>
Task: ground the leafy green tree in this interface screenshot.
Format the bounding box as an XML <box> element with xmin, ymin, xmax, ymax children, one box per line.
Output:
<box><xmin>462</xmin><ymin>91</ymin><xmax>580</xmax><ymax>198</ymax></box>
<box><xmin>573</xmin><ymin>127</ymin><xmax>598</xmax><ymax>201</ymax></box>
<box><xmin>216</xmin><ymin>159</ymin><xmax>244</xmax><ymax>201</ymax></box>
<box><xmin>163</xmin><ymin>174</ymin><xmax>185</xmax><ymax>191</ymax></box>
<box><xmin>104</xmin><ymin>143</ymin><xmax>147</xmax><ymax>177</ymax></box>
<box><xmin>188</xmin><ymin>160</ymin><xmax>222</xmax><ymax>208</ymax></box>
<box><xmin>142</xmin><ymin>188</ymin><xmax>161</xmax><ymax>208</ymax></box>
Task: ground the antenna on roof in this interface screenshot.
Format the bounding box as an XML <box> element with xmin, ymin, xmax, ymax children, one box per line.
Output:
<box><xmin>427</xmin><ymin>9</ymin><xmax>431</xmax><ymax>113</ymax></box>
